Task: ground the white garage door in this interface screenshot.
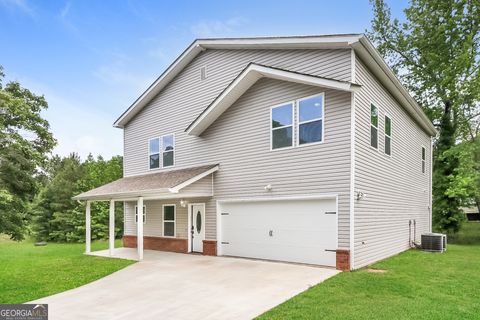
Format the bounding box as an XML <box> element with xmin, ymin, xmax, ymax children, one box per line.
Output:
<box><xmin>219</xmin><ymin>198</ymin><xmax>337</xmax><ymax>266</ymax></box>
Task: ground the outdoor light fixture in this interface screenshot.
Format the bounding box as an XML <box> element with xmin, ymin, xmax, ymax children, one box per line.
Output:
<box><xmin>356</xmin><ymin>191</ymin><xmax>365</xmax><ymax>201</ymax></box>
<box><xmin>264</xmin><ymin>184</ymin><xmax>272</xmax><ymax>191</ymax></box>
<box><xmin>180</xmin><ymin>199</ymin><xmax>187</xmax><ymax>207</ymax></box>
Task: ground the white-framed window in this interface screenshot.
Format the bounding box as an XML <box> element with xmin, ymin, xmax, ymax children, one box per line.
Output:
<box><xmin>271</xmin><ymin>102</ymin><xmax>294</xmax><ymax>150</ymax></box>
<box><xmin>162</xmin><ymin>134</ymin><xmax>175</xmax><ymax>167</ymax></box>
<box><xmin>297</xmin><ymin>93</ymin><xmax>324</xmax><ymax>145</ymax></box>
<box><xmin>135</xmin><ymin>205</ymin><xmax>146</xmax><ymax>224</ymax></box>
<box><xmin>162</xmin><ymin>204</ymin><xmax>176</xmax><ymax>237</ymax></box>
<box><xmin>149</xmin><ymin>138</ymin><xmax>160</xmax><ymax>169</ymax></box>
<box><xmin>384</xmin><ymin>115</ymin><xmax>392</xmax><ymax>155</ymax></box>
<box><xmin>148</xmin><ymin>134</ymin><xmax>175</xmax><ymax>169</ymax></box>
<box><xmin>370</xmin><ymin>104</ymin><xmax>378</xmax><ymax>149</ymax></box>
<box><xmin>422</xmin><ymin>146</ymin><xmax>426</xmax><ymax>174</ymax></box>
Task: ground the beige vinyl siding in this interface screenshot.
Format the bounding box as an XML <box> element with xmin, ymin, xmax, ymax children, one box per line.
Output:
<box><xmin>179</xmin><ymin>174</ymin><xmax>214</xmax><ymax>194</ymax></box>
<box><xmin>353</xmin><ymin>57</ymin><xmax>431</xmax><ymax>268</ymax></box>
<box><xmin>123</xmin><ymin>48</ymin><xmax>353</xmax><ymax>247</ymax></box>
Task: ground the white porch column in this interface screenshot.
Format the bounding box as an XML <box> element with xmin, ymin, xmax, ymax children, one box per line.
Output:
<box><xmin>137</xmin><ymin>197</ymin><xmax>144</xmax><ymax>260</ymax></box>
<box><xmin>85</xmin><ymin>201</ymin><xmax>91</xmax><ymax>254</ymax></box>
<box><xmin>109</xmin><ymin>199</ymin><xmax>115</xmax><ymax>256</ymax></box>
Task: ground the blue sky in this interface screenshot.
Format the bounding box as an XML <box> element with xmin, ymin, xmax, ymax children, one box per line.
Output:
<box><xmin>0</xmin><ymin>0</ymin><xmax>407</xmax><ymax>159</ymax></box>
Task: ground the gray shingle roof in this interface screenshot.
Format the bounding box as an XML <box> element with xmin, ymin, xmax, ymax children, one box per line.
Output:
<box><xmin>73</xmin><ymin>164</ymin><xmax>218</xmax><ymax>200</ymax></box>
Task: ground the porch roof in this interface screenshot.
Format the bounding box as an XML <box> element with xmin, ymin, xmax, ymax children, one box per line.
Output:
<box><xmin>73</xmin><ymin>164</ymin><xmax>219</xmax><ymax>201</ymax></box>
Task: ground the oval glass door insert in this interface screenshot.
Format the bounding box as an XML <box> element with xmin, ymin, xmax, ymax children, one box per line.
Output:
<box><xmin>196</xmin><ymin>211</ymin><xmax>202</xmax><ymax>233</ymax></box>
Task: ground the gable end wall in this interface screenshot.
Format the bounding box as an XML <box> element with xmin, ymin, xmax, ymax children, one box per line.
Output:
<box><xmin>353</xmin><ymin>56</ymin><xmax>432</xmax><ymax>269</ymax></box>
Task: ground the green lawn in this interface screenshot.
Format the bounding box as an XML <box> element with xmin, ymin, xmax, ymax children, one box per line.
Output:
<box><xmin>0</xmin><ymin>237</ymin><xmax>135</xmax><ymax>304</ymax></box>
<box><xmin>260</xmin><ymin>223</ymin><xmax>480</xmax><ymax>320</ymax></box>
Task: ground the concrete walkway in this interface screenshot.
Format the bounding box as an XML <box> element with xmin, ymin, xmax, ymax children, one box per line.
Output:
<box><xmin>30</xmin><ymin>249</ymin><xmax>339</xmax><ymax>320</ymax></box>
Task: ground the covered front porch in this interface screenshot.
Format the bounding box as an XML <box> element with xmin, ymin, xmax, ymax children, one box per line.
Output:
<box><xmin>73</xmin><ymin>164</ymin><xmax>219</xmax><ymax>260</ymax></box>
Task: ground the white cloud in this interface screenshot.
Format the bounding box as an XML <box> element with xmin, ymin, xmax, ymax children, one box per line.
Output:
<box><xmin>0</xmin><ymin>0</ymin><xmax>35</xmax><ymax>17</ymax></box>
<box><xmin>190</xmin><ymin>16</ymin><xmax>248</xmax><ymax>38</ymax></box>
<box><xmin>147</xmin><ymin>47</ymin><xmax>167</xmax><ymax>61</ymax></box>
<box><xmin>93</xmin><ymin>51</ymin><xmax>153</xmax><ymax>93</ymax></box>
<box><xmin>59</xmin><ymin>1</ymin><xmax>71</xmax><ymax>18</ymax></box>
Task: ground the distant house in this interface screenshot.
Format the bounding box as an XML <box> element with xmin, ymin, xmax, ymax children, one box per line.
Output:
<box><xmin>74</xmin><ymin>34</ymin><xmax>436</xmax><ymax>271</ymax></box>
<box><xmin>463</xmin><ymin>207</ymin><xmax>480</xmax><ymax>221</ymax></box>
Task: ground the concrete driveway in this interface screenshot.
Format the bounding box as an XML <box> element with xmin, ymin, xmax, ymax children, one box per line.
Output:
<box><xmin>30</xmin><ymin>248</ymin><xmax>339</xmax><ymax>320</ymax></box>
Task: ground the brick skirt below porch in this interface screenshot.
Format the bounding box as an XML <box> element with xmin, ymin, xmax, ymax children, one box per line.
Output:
<box><xmin>123</xmin><ymin>235</ymin><xmax>188</xmax><ymax>253</ymax></box>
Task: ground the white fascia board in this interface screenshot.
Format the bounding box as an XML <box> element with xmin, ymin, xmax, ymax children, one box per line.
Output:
<box><xmin>353</xmin><ymin>37</ymin><xmax>437</xmax><ymax>136</ymax></box>
<box><xmin>72</xmin><ymin>188</ymin><xmax>171</xmax><ymax>201</ymax></box>
<box><xmin>168</xmin><ymin>165</ymin><xmax>219</xmax><ymax>193</ymax></box>
<box><xmin>196</xmin><ymin>35</ymin><xmax>362</xmax><ymax>50</ymax></box>
<box><xmin>187</xmin><ymin>64</ymin><xmax>360</xmax><ymax>136</ymax></box>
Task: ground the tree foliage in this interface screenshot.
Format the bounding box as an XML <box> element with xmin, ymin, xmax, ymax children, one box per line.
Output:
<box><xmin>32</xmin><ymin>154</ymin><xmax>124</xmax><ymax>242</ymax></box>
<box><xmin>0</xmin><ymin>66</ymin><xmax>56</xmax><ymax>240</ymax></box>
<box><xmin>368</xmin><ymin>0</ymin><xmax>480</xmax><ymax>233</ymax></box>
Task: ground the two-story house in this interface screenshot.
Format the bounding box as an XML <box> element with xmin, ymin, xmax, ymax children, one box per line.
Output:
<box><xmin>74</xmin><ymin>34</ymin><xmax>436</xmax><ymax>271</ymax></box>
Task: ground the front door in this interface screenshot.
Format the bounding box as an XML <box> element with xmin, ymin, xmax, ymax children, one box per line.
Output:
<box><xmin>191</xmin><ymin>204</ymin><xmax>205</xmax><ymax>253</ymax></box>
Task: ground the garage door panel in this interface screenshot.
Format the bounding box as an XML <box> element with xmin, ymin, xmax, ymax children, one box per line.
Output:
<box><xmin>220</xmin><ymin>198</ymin><xmax>337</xmax><ymax>266</ymax></box>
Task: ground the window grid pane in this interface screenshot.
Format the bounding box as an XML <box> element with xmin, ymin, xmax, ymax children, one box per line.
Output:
<box><xmin>272</xmin><ymin>126</ymin><xmax>293</xmax><ymax>149</ymax></box>
<box><xmin>163</xmin><ymin>151</ymin><xmax>174</xmax><ymax>167</ymax></box>
<box><xmin>385</xmin><ymin>116</ymin><xmax>391</xmax><ymax>136</ymax></box>
<box><xmin>162</xmin><ymin>135</ymin><xmax>174</xmax><ymax>152</ymax></box>
<box><xmin>164</xmin><ymin>222</ymin><xmax>175</xmax><ymax>237</ymax></box>
<box><xmin>385</xmin><ymin>136</ymin><xmax>391</xmax><ymax>155</ymax></box>
<box><xmin>299</xmin><ymin>95</ymin><xmax>323</xmax><ymax>122</ymax></box>
<box><xmin>299</xmin><ymin>120</ymin><xmax>322</xmax><ymax>145</ymax></box>
<box><xmin>371</xmin><ymin>105</ymin><xmax>378</xmax><ymax>127</ymax></box>
<box><xmin>149</xmin><ymin>138</ymin><xmax>159</xmax><ymax>154</ymax></box>
<box><xmin>163</xmin><ymin>205</ymin><xmax>175</xmax><ymax>221</ymax></box>
<box><xmin>149</xmin><ymin>154</ymin><xmax>159</xmax><ymax>169</ymax></box>
<box><xmin>371</xmin><ymin>127</ymin><xmax>378</xmax><ymax>149</ymax></box>
<box><xmin>272</xmin><ymin>104</ymin><xmax>293</xmax><ymax>128</ymax></box>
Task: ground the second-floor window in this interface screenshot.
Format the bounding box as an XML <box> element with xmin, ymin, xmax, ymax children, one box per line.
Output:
<box><xmin>162</xmin><ymin>134</ymin><xmax>175</xmax><ymax>167</ymax></box>
<box><xmin>149</xmin><ymin>138</ymin><xmax>160</xmax><ymax>169</ymax></box>
<box><xmin>149</xmin><ymin>134</ymin><xmax>175</xmax><ymax>169</ymax></box>
<box><xmin>422</xmin><ymin>146</ymin><xmax>426</xmax><ymax>173</ymax></box>
<box><xmin>370</xmin><ymin>104</ymin><xmax>378</xmax><ymax>149</ymax></box>
<box><xmin>384</xmin><ymin>115</ymin><xmax>392</xmax><ymax>155</ymax></box>
<box><xmin>271</xmin><ymin>93</ymin><xmax>324</xmax><ymax>150</ymax></box>
<box><xmin>298</xmin><ymin>94</ymin><xmax>323</xmax><ymax>145</ymax></box>
<box><xmin>271</xmin><ymin>103</ymin><xmax>294</xmax><ymax>149</ymax></box>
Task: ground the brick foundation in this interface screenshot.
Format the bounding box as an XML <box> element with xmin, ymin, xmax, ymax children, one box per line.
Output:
<box><xmin>123</xmin><ymin>235</ymin><xmax>188</xmax><ymax>253</ymax></box>
<box><xmin>202</xmin><ymin>240</ymin><xmax>217</xmax><ymax>256</ymax></box>
<box><xmin>336</xmin><ymin>249</ymin><xmax>350</xmax><ymax>271</ymax></box>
